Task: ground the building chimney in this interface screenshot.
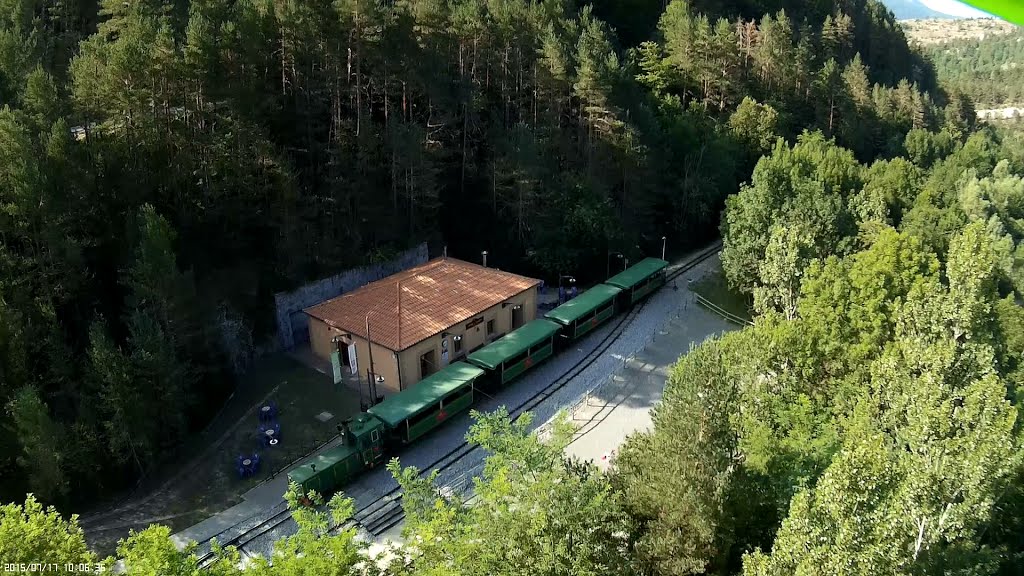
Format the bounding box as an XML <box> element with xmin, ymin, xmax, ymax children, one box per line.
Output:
<box><xmin>482</xmin><ymin>250</ymin><xmax>488</xmax><ymax>267</ymax></box>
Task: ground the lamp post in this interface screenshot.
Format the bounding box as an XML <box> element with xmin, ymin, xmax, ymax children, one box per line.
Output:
<box><xmin>606</xmin><ymin>251</ymin><xmax>623</xmax><ymax>279</ymax></box>
<box><xmin>364</xmin><ymin>311</ymin><xmax>385</xmax><ymax>407</ymax></box>
<box><xmin>661</xmin><ymin>236</ymin><xmax>667</xmax><ymax>260</ymax></box>
<box><xmin>558</xmin><ymin>274</ymin><xmax>575</xmax><ymax>304</ymax></box>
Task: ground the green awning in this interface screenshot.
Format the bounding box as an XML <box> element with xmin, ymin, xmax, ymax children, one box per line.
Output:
<box><xmin>604</xmin><ymin>257</ymin><xmax>669</xmax><ymax>290</ymax></box>
<box><xmin>466</xmin><ymin>319</ymin><xmax>562</xmax><ymax>370</ymax></box>
<box><xmin>544</xmin><ymin>284</ymin><xmax>622</xmax><ymax>326</ymax></box>
<box><xmin>368</xmin><ymin>362</ymin><xmax>485</xmax><ymax>427</ymax></box>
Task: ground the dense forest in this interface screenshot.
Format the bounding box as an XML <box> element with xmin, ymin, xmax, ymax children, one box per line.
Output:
<box><xmin>4</xmin><ymin>0</ymin><xmax>1024</xmax><ymax>573</ymax></box>
<box><xmin>0</xmin><ymin>0</ymin><xmax>970</xmax><ymax>509</ymax></box>
<box><xmin>924</xmin><ymin>26</ymin><xmax>1024</xmax><ymax>107</ymax></box>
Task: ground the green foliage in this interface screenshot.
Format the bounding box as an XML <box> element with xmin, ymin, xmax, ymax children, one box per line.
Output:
<box><xmin>615</xmin><ymin>339</ymin><xmax>741</xmax><ymax>575</ymax></box>
<box><xmin>261</xmin><ymin>483</ymin><xmax>363</xmax><ymax>575</ymax></box>
<box><xmin>0</xmin><ymin>0</ymin><xmax>1008</xmax><ymax>572</ymax></box>
<box><xmin>851</xmin><ymin>157</ymin><xmax>923</xmax><ymax>226</ymax></box>
<box><xmin>728</xmin><ymin>96</ymin><xmax>780</xmax><ymax>162</ymax></box>
<box><xmin>641</xmin><ymin>115</ymin><xmax>1024</xmax><ymax>576</ymax></box>
<box><xmin>924</xmin><ymin>28</ymin><xmax>1024</xmax><ymax>108</ymax></box>
<box><xmin>0</xmin><ymin>495</ymin><xmax>96</xmax><ymax>566</ymax></box>
<box><xmin>905</xmin><ymin>127</ymin><xmax>957</xmax><ymax>169</ymax></box>
<box><xmin>5</xmin><ymin>387</ymin><xmax>66</xmax><ymax>502</ymax></box>
<box><xmin>957</xmin><ymin>161</ymin><xmax>1024</xmax><ymax>293</ymax></box>
<box><xmin>721</xmin><ymin>132</ymin><xmax>861</xmax><ymax>296</ymax></box>
<box><xmin>390</xmin><ymin>408</ymin><xmax>634</xmax><ymax>576</ymax></box>
<box><xmin>798</xmin><ymin>227</ymin><xmax>940</xmax><ymax>369</ymax></box>
<box><xmin>116</xmin><ymin>525</ymin><xmax>205</xmax><ymax>576</ymax></box>
<box><xmin>752</xmin><ymin>224</ymin><xmax>813</xmax><ymax>319</ymax></box>
<box><xmin>745</xmin><ymin>335</ymin><xmax>1020</xmax><ymax>574</ymax></box>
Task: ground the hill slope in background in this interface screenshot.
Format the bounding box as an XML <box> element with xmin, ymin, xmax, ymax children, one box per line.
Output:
<box><xmin>884</xmin><ymin>0</ymin><xmax>993</xmax><ymax>20</ymax></box>
<box><xmin>884</xmin><ymin>0</ymin><xmax>958</xmax><ymax>19</ymax></box>
<box><xmin>902</xmin><ymin>17</ymin><xmax>1018</xmax><ymax>44</ymax></box>
<box><xmin>922</xmin><ymin>25</ymin><xmax>1024</xmax><ymax>109</ymax></box>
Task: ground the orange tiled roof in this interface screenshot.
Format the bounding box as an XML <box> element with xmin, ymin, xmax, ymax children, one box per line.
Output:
<box><xmin>304</xmin><ymin>257</ymin><xmax>540</xmax><ymax>351</ymax></box>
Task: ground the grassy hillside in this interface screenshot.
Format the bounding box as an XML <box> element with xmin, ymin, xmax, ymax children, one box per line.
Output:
<box><xmin>901</xmin><ymin>17</ymin><xmax>1017</xmax><ymax>44</ymax></box>
<box><xmin>918</xmin><ymin>22</ymin><xmax>1024</xmax><ymax>109</ymax></box>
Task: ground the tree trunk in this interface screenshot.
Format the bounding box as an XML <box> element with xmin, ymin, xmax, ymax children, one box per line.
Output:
<box><xmin>355</xmin><ymin>9</ymin><xmax>362</xmax><ymax>139</ymax></box>
<box><xmin>461</xmin><ymin>102</ymin><xmax>468</xmax><ymax>197</ymax></box>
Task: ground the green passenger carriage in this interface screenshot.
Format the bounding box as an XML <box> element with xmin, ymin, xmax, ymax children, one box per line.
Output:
<box><xmin>369</xmin><ymin>362</ymin><xmax>484</xmax><ymax>444</ymax></box>
<box><xmin>544</xmin><ymin>284</ymin><xmax>622</xmax><ymax>342</ymax></box>
<box><xmin>466</xmin><ymin>319</ymin><xmax>561</xmax><ymax>385</ymax></box>
<box><xmin>604</xmin><ymin>257</ymin><xmax>669</xmax><ymax>305</ymax></box>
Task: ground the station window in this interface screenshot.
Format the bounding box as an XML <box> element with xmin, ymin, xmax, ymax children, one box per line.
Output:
<box><xmin>486</xmin><ymin>319</ymin><xmax>495</xmax><ymax>336</ymax></box>
<box><xmin>454</xmin><ymin>335</ymin><xmax>463</xmax><ymax>356</ymax></box>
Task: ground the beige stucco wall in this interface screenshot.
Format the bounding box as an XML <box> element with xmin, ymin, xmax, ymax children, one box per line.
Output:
<box><xmin>307</xmin><ymin>286</ymin><xmax>538</xmax><ymax>396</ymax></box>
<box><xmin>397</xmin><ymin>286</ymin><xmax>537</xmax><ymax>388</ymax></box>
<box><xmin>306</xmin><ymin>318</ymin><xmax>401</xmax><ymax>397</ymax></box>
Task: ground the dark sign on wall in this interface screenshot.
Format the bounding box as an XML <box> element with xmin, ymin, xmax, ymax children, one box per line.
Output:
<box><xmin>465</xmin><ymin>317</ymin><xmax>484</xmax><ymax>330</ymax></box>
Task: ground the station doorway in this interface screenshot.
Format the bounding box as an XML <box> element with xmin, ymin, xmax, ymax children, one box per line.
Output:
<box><xmin>420</xmin><ymin>349</ymin><xmax>436</xmax><ymax>379</ymax></box>
<box><xmin>511</xmin><ymin>306</ymin><xmax>524</xmax><ymax>330</ymax></box>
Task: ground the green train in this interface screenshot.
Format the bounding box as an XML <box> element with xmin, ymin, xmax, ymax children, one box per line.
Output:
<box><xmin>288</xmin><ymin>257</ymin><xmax>669</xmax><ymax>497</ymax></box>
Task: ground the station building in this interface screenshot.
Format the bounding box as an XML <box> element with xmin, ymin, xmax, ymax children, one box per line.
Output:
<box><xmin>304</xmin><ymin>257</ymin><xmax>540</xmax><ymax>397</ymax></box>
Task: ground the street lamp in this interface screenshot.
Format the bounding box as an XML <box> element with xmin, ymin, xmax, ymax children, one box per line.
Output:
<box><xmin>558</xmin><ymin>274</ymin><xmax>575</xmax><ymax>304</ymax></box>
<box><xmin>607</xmin><ymin>251</ymin><xmax>623</xmax><ymax>279</ymax></box>
<box><xmin>364</xmin><ymin>310</ymin><xmax>385</xmax><ymax>407</ymax></box>
<box><xmin>661</xmin><ymin>236</ymin><xmax>667</xmax><ymax>260</ymax></box>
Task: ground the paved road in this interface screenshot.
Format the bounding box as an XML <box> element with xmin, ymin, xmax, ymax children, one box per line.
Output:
<box><xmin>562</xmin><ymin>299</ymin><xmax>736</xmax><ymax>469</ymax></box>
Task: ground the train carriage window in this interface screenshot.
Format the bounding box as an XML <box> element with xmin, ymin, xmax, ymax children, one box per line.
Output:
<box><xmin>441</xmin><ymin>385</ymin><xmax>470</xmax><ymax>406</ymax></box>
<box><xmin>578</xmin><ymin>310</ymin><xmax>594</xmax><ymax>326</ymax></box>
<box><xmin>504</xmin><ymin>350</ymin><xmax>529</xmax><ymax>368</ymax></box>
<box><xmin>528</xmin><ymin>339</ymin><xmax>550</xmax><ymax>355</ymax></box>
<box><xmin>371</xmin><ymin>430</ymin><xmax>380</xmax><ymax>442</ymax></box>
<box><xmin>441</xmin><ymin>387</ymin><xmax>472</xmax><ymax>409</ymax></box>
<box><xmin>406</xmin><ymin>406</ymin><xmax>438</xmax><ymax>429</ymax></box>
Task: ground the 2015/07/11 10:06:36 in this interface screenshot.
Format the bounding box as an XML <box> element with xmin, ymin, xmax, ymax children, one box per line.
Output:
<box><xmin>4</xmin><ymin>565</ymin><xmax>104</xmax><ymax>573</ymax></box>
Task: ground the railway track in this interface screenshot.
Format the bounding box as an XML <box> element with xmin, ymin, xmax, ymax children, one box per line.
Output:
<box><xmin>196</xmin><ymin>240</ymin><xmax>722</xmax><ymax>567</ymax></box>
